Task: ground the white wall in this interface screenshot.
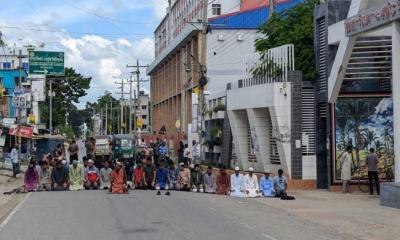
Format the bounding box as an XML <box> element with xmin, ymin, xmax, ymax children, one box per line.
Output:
<box><xmin>207</xmin><ymin>29</ymin><xmax>260</xmax><ymax>94</ymax></box>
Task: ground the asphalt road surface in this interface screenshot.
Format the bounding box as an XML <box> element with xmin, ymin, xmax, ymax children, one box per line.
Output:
<box><xmin>0</xmin><ymin>190</ymin><xmax>352</xmax><ymax>240</ymax></box>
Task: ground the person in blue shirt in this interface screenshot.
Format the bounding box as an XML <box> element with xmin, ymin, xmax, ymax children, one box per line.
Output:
<box><xmin>155</xmin><ymin>161</ymin><xmax>170</xmax><ymax>196</ymax></box>
<box><xmin>259</xmin><ymin>170</ymin><xmax>275</xmax><ymax>197</ymax></box>
<box><xmin>273</xmin><ymin>169</ymin><xmax>288</xmax><ymax>197</ymax></box>
<box><xmin>168</xmin><ymin>161</ymin><xmax>179</xmax><ymax>190</ymax></box>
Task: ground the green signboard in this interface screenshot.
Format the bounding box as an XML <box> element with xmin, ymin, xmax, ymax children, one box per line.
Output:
<box><xmin>29</xmin><ymin>51</ymin><xmax>65</xmax><ymax>76</ymax></box>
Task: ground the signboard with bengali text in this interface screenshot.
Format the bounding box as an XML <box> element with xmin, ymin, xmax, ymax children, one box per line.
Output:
<box><xmin>29</xmin><ymin>51</ymin><xmax>65</xmax><ymax>76</ymax></box>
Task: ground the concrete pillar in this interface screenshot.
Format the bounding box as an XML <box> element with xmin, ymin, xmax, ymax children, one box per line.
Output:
<box><xmin>227</xmin><ymin>110</ymin><xmax>250</xmax><ymax>171</ymax></box>
<box><xmin>392</xmin><ymin>21</ymin><xmax>400</xmax><ymax>183</ymax></box>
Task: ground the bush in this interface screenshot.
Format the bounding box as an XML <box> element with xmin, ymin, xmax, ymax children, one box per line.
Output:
<box><xmin>213</xmin><ymin>103</ymin><xmax>225</xmax><ymax>112</ymax></box>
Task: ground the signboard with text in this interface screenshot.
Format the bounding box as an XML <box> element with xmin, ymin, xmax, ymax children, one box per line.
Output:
<box><xmin>8</xmin><ymin>126</ymin><xmax>34</xmax><ymax>138</ymax></box>
<box><xmin>29</xmin><ymin>51</ymin><xmax>65</xmax><ymax>75</ymax></box>
<box><xmin>345</xmin><ymin>0</ymin><xmax>400</xmax><ymax>36</ymax></box>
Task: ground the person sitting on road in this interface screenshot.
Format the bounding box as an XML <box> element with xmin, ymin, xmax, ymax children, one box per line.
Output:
<box><xmin>83</xmin><ymin>156</ymin><xmax>88</xmax><ymax>171</ymax></box>
<box><xmin>259</xmin><ymin>170</ymin><xmax>275</xmax><ymax>197</ymax></box>
<box><xmin>134</xmin><ymin>162</ymin><xmax>144</xmax><ymax>189</ymax></box>
<box><xmin>142</xmin><ymin>157</ymin><xmax>156</xmax><ymax>190</ymax></box>
<box><xmin>84</xmin><ymin>160</ymin><xmax>100</xmax><ymax>190</ymax></box>
<box><xmin>191</xmin><ymin>164</ymin><xmax>204</xmax><ymax>193</ymax></box>
<box><xmin>51</xmin><ymin>160</ymin><xmax>69</xmax><ymax>191</ymax></box>
<box><xmin>38</xmin><ymin>161</ymin><xmax>51</xmax><ymax>191</ymax></box>
<box><xmin>110</xmin><ymin>162</ymin><xmax>128</xmax><ymax>194</ymax></box>
<box><xmin>244</xmin><ymin>167</ymin><xmax>260</xmax><ymax>198</ymax></box>
<box><xmin>100</xmin><ymin>161</ymin><xmax>112</xmax><ymax>190</ymax></box>
<box><xmin>178</xmin><ymin>162</ymin><xmax>191</xmax><ymax>191</ymax></box>
<box><xmin>155</xmin><ymin>161</ymin><xmax>170</xmax><ymax>195</ymax></box>
<box><xmin>216</xmin><ymin>166</ymin><xmax>230</xmax><ymax>195</ymax></box>
<box><xmin>125</xmin><ymin>161</ymin><xmax>134</xmax><ymax>189</ymax></box>
<box><xmin>203</xmin><ymin>166</ymin><xmax>216</xmax><ymax>193</ymax></box>
<box><xmin>168</xmin><ymin>161</ymin><xmax>179</xmax><ymax>190</ymax></box>
<box><xmin>24</xmin><ymin>162</ymin><xmax>39</xmax><ymax>192</ymax></box>
<box><xmin>273</xmin><ymin>169</ymin><xmax>288</xmax><ymax>198</ymax></box>
<box><xmin>230</xmin><ymin>166</ymin><xmax>245</xmax><ymax>197</ymax></box>
<box><xmin>69</xmin><ymin>160</ymin><xmax>84</xmax><ymax>191</ymax></box>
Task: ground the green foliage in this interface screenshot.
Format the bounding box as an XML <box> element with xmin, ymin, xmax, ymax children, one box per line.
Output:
<box><xmin>40</xmin><ymin>67</ymin><xmax>91</xmax><ymax>130</ymax></box>
<box><xmin>58</xmin><ymin>125</ymin><xmax>75</xmax><ymax>139</ymax></box>
<box><xmin>212</xmin><ymin>103</ymin><xmax>225</xmax><ymax>112</ymax></box>
<box><xmin>210</xmin><ymin>125</ymin><xmax>223</xmax><ymax>145</ymax></box>
<box><xmin>255</xmin><ymin>0</ymin><xmax>318</xmax><ymax>81</ymax></box>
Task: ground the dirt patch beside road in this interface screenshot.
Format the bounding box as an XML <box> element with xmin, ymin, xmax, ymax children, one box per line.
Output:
<box><xmin>0</xmin><ymin>169</ymin><xmax>25</xmax><ymax>224</ymax></box>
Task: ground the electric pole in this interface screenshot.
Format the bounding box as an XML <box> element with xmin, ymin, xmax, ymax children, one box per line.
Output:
<box><xmin>127</xmin><ymin>60</ymin><xmax>148</xmax><ymax>134</ymax></box>
<box><xmin>115</xmin><ymin>79</ymin><xmax>129</xmax><ymax>134</ymax></box>
<box><xmin>197</xmin><ymin>0</ymin><xmax>209</xmax><ymax>162</ymax></box>
<box><xmin>270</xmin><ymin>0</ymin><xmax>275</xmax><ymax>17</ymax></box>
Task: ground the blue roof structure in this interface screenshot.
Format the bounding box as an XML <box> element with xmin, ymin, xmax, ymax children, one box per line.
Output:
<box><xmin>208</xmin><ymin>0</ymin><xmax>304</xmax><ymax>29</ymax></box>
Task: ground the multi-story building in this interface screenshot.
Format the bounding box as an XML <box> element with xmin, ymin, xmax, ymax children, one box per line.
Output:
<box><xmin>147</xmin><ymin>0</ymin><xmax>302</xmax><ymax>153</ymax></box>
<box><xmin>314</xmin><ymin>0</ymin><xmax>399</xmax><ymax>206</ymax></box>
<box><xmin>137</xmin><ymin>91</ymin><xmax>151</xmax><ymax>132</ymax></box>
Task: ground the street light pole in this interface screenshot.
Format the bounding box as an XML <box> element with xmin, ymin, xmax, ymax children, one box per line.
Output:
<box><xmin>49</xmin><ymin>77</ymin><xmax>53</xmax><ymax>134</ymax></box>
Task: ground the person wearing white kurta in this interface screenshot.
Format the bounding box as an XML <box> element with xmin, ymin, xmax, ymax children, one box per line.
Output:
<box><xmin>244</xmin><ymin>167</ymin><xmax>260</xmax><ymax>198</ymax></box>
<box><xmin>230</xmin><ymin>167</ymin><xmax>245</xmax><ymax>198</ymax></box>
<box><xmin>339</xmin><ymin>146</ymin><xmax>353</xmax><ymax>193</ymax></box>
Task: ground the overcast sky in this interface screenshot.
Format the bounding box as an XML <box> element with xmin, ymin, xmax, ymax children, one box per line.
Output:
<box><xmin>0</xmin><ymin>0</ymin><xmax>169</xmax><ymax>108</ymax></box>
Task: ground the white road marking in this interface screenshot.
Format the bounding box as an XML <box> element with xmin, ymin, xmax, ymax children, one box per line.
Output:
<box><xmin>0</xmin><ymin>192</ymin><xmax>30</xmax><ymax>232</ymax></box>
<box><xmin>240</xmin><ymin>222</ymin><xmax>255</xmax><ymax>230</ymax></box>
<box><xmin>262</xmin><ymin>233</ymin><xmax>278</xmax><ymax>240</ymax></box>
<box><xmin>208</xmin><ymin>207</ymin><xmax>217</xmax><ymax>212</ymax></box>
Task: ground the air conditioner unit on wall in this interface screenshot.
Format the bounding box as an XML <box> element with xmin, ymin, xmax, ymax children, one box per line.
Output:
<box><xmin>218</xmin><ymin>34</ymin><xmax>224</xmax><ymax>41</ymax></box>
<box><xmin>237</xmin><ymin>34</ymin><xmax>244</xmax><ymax>41</ymax></box>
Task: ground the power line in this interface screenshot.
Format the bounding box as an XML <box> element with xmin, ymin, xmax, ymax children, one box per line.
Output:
<box><xmin>0</xmin><ymin>25</ymin><xmax>151</xmax><ymax>37</ymax></box>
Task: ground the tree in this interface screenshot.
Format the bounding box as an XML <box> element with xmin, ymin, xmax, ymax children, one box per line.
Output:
<box><xmin>39</xmin><ymin>67</ymin><xmax>91</xmax><ymax>130</ymax></box>
<box><xmin>255</xmin><ymin>0</ymin><xmax>318</xmax><ymax>81</ymax></box>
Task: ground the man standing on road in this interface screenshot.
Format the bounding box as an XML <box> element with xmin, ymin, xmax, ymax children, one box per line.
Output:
<box><xmin>365</xmin><ymin>148</ymin><xmax>380</xmax><ymax>195</ymax></box>
<box><xmin>203</xmin><ymin>166</ymin><xmax>216</xmax><ymax>193</ymax></box>
<box><xmin>191</xmin><ymin>164</ymin><xmax>204</xmax><ymax>192</ymax></box>
<box><xmin>191</xmin><ymin>140</ymin><xmax>200</xmax><ymax>164</ymax></box>
<box><xmin>339</xmin><ymin>146</ymin><xmax>353</xmax><ymax>193</ymax></box>
<box><xmin>84</xmin><ymin>159</ymin><xmax>99</xmax><ymax>190</ymax></box>
<box><xmin>69</xmin><ymin>160</ymin><xmax>84</xmax><ymax>191</ymax></box>
<box><xmin>51</xmin><ymin>161</ymin><xmax>69</xmax><ymax>191</ymax></box>
<box><xmin>155</xmin><ymin>161</ymin><xmax>170</xmax><ymax>195</ymax></box>
<box><xmin>68</xmin><ymin>140</ymin><xmax>79</xmax><ymax>165</ymax></box>
<box><xmin>143</xmin><ymin>157</ymin><xmax>156</xmax><ymax>190</ymax></box>
<box><xmin>244</xmin><ymin>167</ymin><xmax>260</xmax><ymax>198</ymax></box>
<box><xmin>260</xmin><ymin>170</ymin><xmax>275</xmax><ymax>197</ymax></box>
<box><xmin>230</xmin><ymin>166</ymin><xmax>245</xmax><ymax>197</ymax></box>
<box><xmin>216</xmin><ymin>166</ymin><xmax>230</xmax><ymax>195</ymax></box>
<box><xmin>11</xmin><ymin>144</ymin><xmax>20</xmax><ymax>178</ymax></box>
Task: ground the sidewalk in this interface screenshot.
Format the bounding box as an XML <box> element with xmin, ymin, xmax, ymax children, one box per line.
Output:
<box><xmin>0</xmin><ymin>169</ymin><xmax>25</xmax><ymax>223</ymax></box>
<box><xmin>257</xmin><ymin>190</ymin><xmax>400</xmax><ymax>240</ymax></box>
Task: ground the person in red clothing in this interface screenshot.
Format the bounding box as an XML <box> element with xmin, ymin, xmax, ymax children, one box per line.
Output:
<box><xmin>134</xmin><ymin>161</ymin><xmax>144</xmax><ymax>189</ymax></box>
<box><xmin>216</xmin><ymin>166</ymin><xmax>231</xmax><ymax>195</ymax></box>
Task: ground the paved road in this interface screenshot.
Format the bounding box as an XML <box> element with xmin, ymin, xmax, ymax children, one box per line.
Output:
<box><xmin>0</xmin><ymin>191</ymin><xmax>353</xmax><ymax>240</ymax></box>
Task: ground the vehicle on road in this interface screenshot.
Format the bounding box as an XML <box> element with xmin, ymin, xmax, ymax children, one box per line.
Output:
<box><xmin>94</xmin><ymin>135</ymin><xmax>111</xmax><ymax>167</ymax></box>
<box><xmin>112</xmin><ymin>134</ymin><xmax>136</xmax><ymax>162</ymax></box>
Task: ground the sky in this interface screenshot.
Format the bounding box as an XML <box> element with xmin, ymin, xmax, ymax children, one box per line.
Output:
<box><xmin>0</xmin><ymin>0</ymin><xmax>169</xmax><ymax>108</ymax></box>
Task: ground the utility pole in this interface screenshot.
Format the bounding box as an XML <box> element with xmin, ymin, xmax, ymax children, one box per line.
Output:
<box><xmin>269</xmin><ymin>0</ymin><xmax>275</xmax><ymax>17</ymax></box>
<box><xmin>110</xmin><ymin>100</ymin><xmax>113</xmax><ymax>134</ymax></box>
<box><xmin>49</xmin><ymin>77</ymin><xmax>53</xmax><ymax>134</ymax></box>
<box><xmin>197</xmin><ymin>0</ymin><xmax>209</xmax><ymax>162</ymax></box>
<box><xmin>17</xmin><ymin>49</ymin><xmax>22</xmax><ymax>165</ymax></box>
<box><xmin>115</xmin><ymin>79</ymin><xmax>129</xmax><ymax>134</ymax></box>
<box><xmin>105</xmin><ymin>103</ymin><xmax>108</xmax><ymax>135</ymax></box>
<box><xmin>128</xmin><ymin>74</ymin><xmax>133</xmax><ymax>134</ymax></box>
<box><xmin>127</xmin><ymin>60</ymin><xmax>148</xmax><ymax>134</ymax></box>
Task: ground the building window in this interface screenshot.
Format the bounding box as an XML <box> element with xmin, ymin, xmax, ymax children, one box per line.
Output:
<box><xmin>212</xmin><ymin>4</ymin><xmax>221</xmax><ymax>16</ymax></box>
<box><xmin>141</xmin><ymin>105</ymin><xmax>147</xmax><ymax>110</ymax></box>
<box><xmin>2</xmin><ymin>62</ymin><xmax>11</xmax><ymax>69</ymax></box>
<box><xmin>142</xmin><ymin>115</ymin><xmax>147</xmax><ymax>119</ymax></box>
<box><xmin>142</xmin><ymin>124</ymin><xmax>147</xmax><ymax>130</ymax></box>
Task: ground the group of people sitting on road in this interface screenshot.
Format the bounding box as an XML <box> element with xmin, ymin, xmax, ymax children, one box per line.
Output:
<box><xmin>22</xmin><ymin>156</ymin><xmax>290</xmax><ymax>199</ymax></box>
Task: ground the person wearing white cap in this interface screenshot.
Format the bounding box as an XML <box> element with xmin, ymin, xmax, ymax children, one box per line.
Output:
<box><xmin>84</xmin><ymin>159</ymin><xmax>100</xmax><ymax>190</ymax></box>
<box><xmin>260</xmin><ymin>170</ymin><xmax>275</xmax><ymax>197</ymax></box>
<box><xmin>244</xmin><ymin>167</ymin><xmax>260</xmax><ymax>198</ymax></box>
<box><xmin>230</xmin><ymin>166</ymin><xmax>245</xmax><ymax>197</ymax></box>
